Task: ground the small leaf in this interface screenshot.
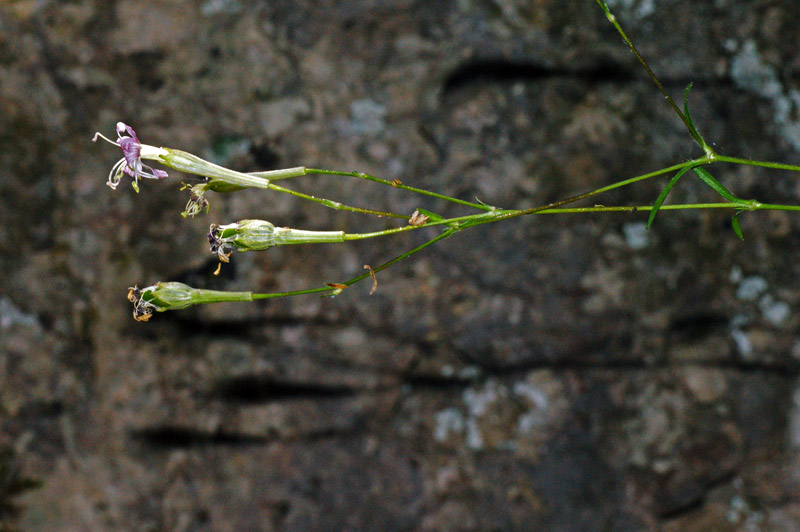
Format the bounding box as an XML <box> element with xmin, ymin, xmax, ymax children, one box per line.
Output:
<box><xmin>647</xmin><ymin>166</ymin><xmax>691</xmax><ymax>229</ymax></box>
<box><xmin>731</xmin><ymin>211</ymin><xmax>745</xmax><ymax>241</ymax></box>
<box><xmin>415</xmin><ymin>209</ymin><xmax>444</xmax><ymax>223</ymax></box>
<box><xmin>473</xmin><ymin>197</ymin><xmax>496</xmax><ymax>209</ymax></box>
<box><xmin>692</xmin><ymin>167</ymin><xmax>742</xmax><ymax>203</ymax></box>
<box><xmin>683</xmin><ymin>83</ymin><xmax>700</xmax><ymax>138</ymax></box>
<box><xmin>683</xmin><ymin>83</ymin><xmax>714</xmax><ymax>153</ymax></box>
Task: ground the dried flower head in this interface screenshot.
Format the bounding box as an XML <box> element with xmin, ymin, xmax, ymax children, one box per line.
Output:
<box><xmin>127</xmin><ymin>282</ymin><xmax>253</xmax><ymax>321</ymax></box>
<box><xmin>208</xmin><ymin>223</ymin><xmax>231</xmax><ymax>263</ymax></box>
<box><xmin>128</xmin><ymin>285</ymin><xmax>157</xmax><ymax>322</ymax></box>
<box><xmin>408</xmin><ymin>210</ymin><xmax>430</xmax><ymax>226</ymax></box>
<box><xmin>181</xmin><ymin>183</ymin><xmax>211</xmax><ymax>218</ymax></box>
<box><xmin>93</xmin><ymin>122</ymin><xmax>169</xmax><ymax>192</ymax></box>
<box><xmin>207</xmin><ymin>219</ymin><xmax>346</xmax><ymax>262</ymax></box>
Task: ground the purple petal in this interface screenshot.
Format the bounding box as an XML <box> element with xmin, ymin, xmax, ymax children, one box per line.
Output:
<box><xmin>116</xmin><ymin>122</ymin><xmax>138</xmax><ymax>141</ymax></box>
<box><xmin>118</xmin><ymin>137</ymin><xmax>141</xmax><ymax>168</ymax></box>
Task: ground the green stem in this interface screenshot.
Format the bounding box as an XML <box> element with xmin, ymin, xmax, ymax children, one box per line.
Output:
<box><xmin>594</xmin><ymin>0</ymin><xmax>711</xmax><ymax>154</ymax></box>
<box><xmin>190</xmin><ymin>289</ymin><xmax>254</xmax><ymax>304</ymax></box>
<box><xmin>235</xmin><ymin>154</ymin><xmax>800</xmax><ymax>246</ymax></box>
<box><xmin>305</xmin><ymin>168</ymin><xmax>494</xmax><ymax>211</ymax></box>
<box><xmin>532</xmin><ymin>202</ymin><xmax>800</xmax><ymax>214</ymax></box>
<box><xmin>265</xmin><ymin>181</ymin><xmax>409</xmax><ymax>219</ymax></box>
<box><xmin>160</xmin><ymin>150</ymin><xmax>409</xmax><ymax>219</ymax></box>
<box><xmin>251</xmin><ymin>227</ymin><xmax>459</xmax><ymax>299</ymax></box>
<box><xmin>713</xmin><ymin>155</ymin><xmax>800</xmax><ymax>173</ymax></box>
<box><xmin>588</xmin><ymin>159</ymin><xmax>707</xmax><ymax>195</ymax></box>
<box><xmin>331</xmin><ymin>159</ymin><xmax>730</xmax><ymax>238</ymax></box>
<box><xmin>255</xmin><ymin>167</ymin><xmax>494</xmax><ymax>211</ymax></box>
<box><xmin>344</xmin><ymin>227</ymin><xmax>459</xmax><ymax>285</ymax></box>
<box><xmin>752</xmin><ymin>202</ymin><xmax>800</xmax><ymax>212</ymax></box>
<box><xmin>250</xmin><ymin>286</ymin><xmax>332</xmax><ymax>299</ymax></box>
<box><xmin>484</xmin><ymin>158</ymin><xmax>706</xmax><ymax>224</ymax></box>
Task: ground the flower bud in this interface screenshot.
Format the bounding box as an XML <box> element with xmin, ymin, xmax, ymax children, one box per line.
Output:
<box><xmin>208</xmin><ymin>220</ymin><xmax>345</xmax><ymax>262</ymax></box>
<box><xmin>128</xmin><ymin>282</ymin><xmax>253</xmax><ymax>321</ymax></box>
<box><xmin>160</xmin><ymin>149</ymin><xmax>306</xmax><ymax>191</ymax></box>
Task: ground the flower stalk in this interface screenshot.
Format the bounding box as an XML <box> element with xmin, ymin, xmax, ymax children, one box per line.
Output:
<box><xmin>94</xmin><ymin>123</ymin><xmax>408</xmax><ymax>218</ymax></box>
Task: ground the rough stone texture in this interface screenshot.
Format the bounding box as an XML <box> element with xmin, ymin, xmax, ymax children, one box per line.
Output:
<box><xmin>2</xmin><ymin>0</ymin><xmax>800</xmax><ymax>530</ymax></box>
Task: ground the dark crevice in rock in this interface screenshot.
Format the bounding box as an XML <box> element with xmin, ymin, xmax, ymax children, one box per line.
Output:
<box><xmin>441</xmin><ymin>57</ymin><xmax>730</xmax><ymax>99</ymax></box>
<box><xmin>0</xmin><ymin>446</ymin><xmax>43</xmax><ymax>529</ymax></box>
<box><xmin>401</xmin><ymin>373</ymin><xmax>478</xmax><ymax>390</ymax></box>
<box><xmin>669</xmin><ymin>312</ymin><xmax>729</xmax><ymax>341</ymax></box>
<box><xmin>442</xmin><ymin>59</ymin><xmax>634</xmax><ymax>95</ymax></box>
<box><xmin>164</xmin><ymin>313</ymin><xmax>347</xmax><ymax>338</ymax></box>
<box><xmin>131</xmin><ymin>425</ymin><xmax>364</xmax><ymax>450</ymax></box>
<box><xmin>657</xmin><ymin>487</ymin><xmax>708</xmax><ymax>520</ymax></box>
<box><xmin>657</xmin><ymin>469</ymin><xmax>739</xmax><ymax>520</ymax></box>
<box><xmin>209</xmin><ymin>375</ymin><xmax>360</xmax><ymax>403</ymax></box>
<box><xmin>459</xmin><ymin>357</ymin><xmax>800</xmax><ymax>378</ymax></box>
<box><xmin>166</xmin><ymin>316</ymin><xmax>270</xmax><ymax>338</ymax></box>
<box><xmin>130</xmin><ymin>427</ymin><xmax>269</xmax><ymax>449</ymax></box>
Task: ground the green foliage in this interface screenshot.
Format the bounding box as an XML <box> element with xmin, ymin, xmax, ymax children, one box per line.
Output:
<box><xmin>647</xmin><ymin>166</ymin><xmax>691</xmax><ymax>229</ymax></box>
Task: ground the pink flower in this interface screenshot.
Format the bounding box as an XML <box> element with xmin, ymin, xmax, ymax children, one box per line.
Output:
<box><xmin>93</xmin><ymin>122</ymin><xmax>168</xmax><ymax>192</ymax></box>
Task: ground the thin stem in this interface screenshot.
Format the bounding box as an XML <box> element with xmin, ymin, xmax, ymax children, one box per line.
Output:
<box><xmin>336</xmin><ymin>159</ymin><xmax>727</xmax><ymax>237</ymax></box>
<box><xmin>532</xmin><ymin>203</ymin><xmax>775</xmax><ymax>214</ymax></box>
<box><xmin>343</xmin><ymin>227</ymin><xmax>459</xmax><ymax>285</ymax></box>
<box><xmin>344</xmin><ymin>226</ymin><xmax>421</xmax><ymax>240</ymax></box>
<box><xmin>265</xmin><ymin>181</ymin><xmax>409</xmax><ymax>219</ymax></box>
<box><xmin>485</xmin><ymin>159</ymin><xmax>705</xmax><ymax>224</ymax></box>
<box><xmin>256</xmin><ymin>166</ymin><xmax>493</xmax><ymax>211</ymax></box>
<box><xmin>752</xmin><ymin>203</ymin><xmax>800</xmax><ymax>212</ymax></box>
<box><xmin>588</xmin><ymin>159</ymin><xmax>707</xmax><ymax>195</ymax></box>
<box><xmin>250</xmin><ymin>285</ymin><xmax>333</xmax><ymax>299</ymax></box>
<box><xmin>251</xmin><ymin>227</ymin><xmax>459</xmax><ymax>298</ymax></box>
<box><xmin>713</xmin><ymin>155</ymin><xmax>800</xmax><ymax>173</ymax></box>
<box><xmin>594</xmin><ymin>0</ymin><xmax>710</xmax><ymax>153</ymax></box>
<box><xmin>190</xmin><ymin>290</ymin><xmax>253</xmax><ymax>304</ymax></box>
<box><xmin>159</xmin><ymin>150</ymin><xmax>408</xmax><ymax>219</ymax></box>
<box><xmin>305</xmin><ymin>168</ymin><xmax>494</xmax><ymax>211</ymax></box>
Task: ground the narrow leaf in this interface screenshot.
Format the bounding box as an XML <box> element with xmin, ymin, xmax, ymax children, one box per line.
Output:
<box><xmin>692</xmin><ymin>167</ymin><xmax>742</xmax><ymax>203</ymax></box>
<box><xmin>683</xmin><ymin>83</ymin><xmax>699</xmax><ymax>138</ymax></box>
<box><xmin>415</xmin><ymin>209</ymin><xmax>444</xmax><ymax>223</ymax></box>
<box><xmin>731</xmin><ymin>211</ymin><xmax>745</xmax><ymax>241</ymax></box>
<box><xmin>647</xmin><ymin>166</ymin><xmax>691</xmax><ymax>229</ymax></box>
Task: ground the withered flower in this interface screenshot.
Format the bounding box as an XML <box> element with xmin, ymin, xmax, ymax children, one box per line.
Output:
<box><xmin>127</xmin><ymin>282</ymin><xmax>253</xmax><ymax>321</ymax></box>
<box><xmin>408</xmin><ymin>210</ymin><xmax>430</xmax><ymax>226</ymax></box>
<box><xmin>208</xmin><ymin>220</ymin><xmax>345</xmax><ymax>261</ymax></box>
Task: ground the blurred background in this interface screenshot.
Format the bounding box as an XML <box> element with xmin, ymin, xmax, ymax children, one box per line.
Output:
<box><xmin>2</xmin><ymin>0</ymin><xmax>800</xmax><ymax>530</ymax></box>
